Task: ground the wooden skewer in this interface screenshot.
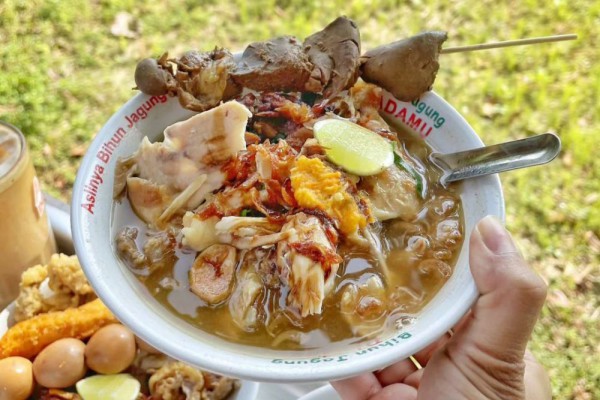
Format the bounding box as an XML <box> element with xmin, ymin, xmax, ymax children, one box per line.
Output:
<box><xmin>441</xmin><ymin>34</ymin><xmax>577</xmax><ymax>54</ymax></box>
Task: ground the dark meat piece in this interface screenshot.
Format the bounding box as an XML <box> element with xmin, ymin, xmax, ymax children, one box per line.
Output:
<box><xmin>134</xmin><ymin>17</ymin><xmax>362</xmax><ymax>111</ymax></box>
<box><xmin>253</xmin><ymin>121</ymin><xmax>279</xmax><ymax>138</ymax></box>
<box><xmin>115</xmin><ymin>227</ymin><xmax>176</xmax><ymax>273</ymax></box>
<box><xmin>303</xmin><ymin>16</ymin><xmax>361</xmax><ymax>97</ymax></box>
<box><xmin>134</xmin><ymin>48</ymin><xmax>241</xmax><ymax>111</ymax></box>
<box><xmin>134</xmin><ymin>57</ymin><xmax>174</xmax><ymax>96</ymax></box>
<box><xmin>143</xmin><ymin>231</ymin><xmax>177</xmax><ymax>272</ymax></box>
<box><xmin>115</xmin><ymin>226</ymin><xmax>146</xmax><ymax>269</ymax></box>
<box><xmin>239</xmin><ymin>92</ymin><xmax>312</xmax><ymax>147</ymax></box>
<box><xmin>360</xmin><ymin>31</ymin><xmax>447</xmax><ymax>101</ymax></box>
<box><xmin>286</xmin><ymin>127</ymin><xmax>315</xmax><ymax>150</ymax></box>
<box><xmin>237</xmin><ymin>92</ymin><xmax>299</xmax><ymax>116</ymax></box>
<box><xmin>231</xmin><ymin>36</ymin><xmax>313</xmax><ymax>92</ymax></box>
<box><xmin>173</xmin><ymin>49</ymin><xmax>241</xmax><ymax>111</ymax></box>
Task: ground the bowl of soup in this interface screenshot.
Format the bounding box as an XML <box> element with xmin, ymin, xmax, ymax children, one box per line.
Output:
<box><xmin>72</xmin><ymin>80</ymin><xmax>503</xmax><ymax>382</ymax></box>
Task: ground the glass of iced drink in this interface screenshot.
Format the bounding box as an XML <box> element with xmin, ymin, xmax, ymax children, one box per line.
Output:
<box><xmin>0</xmin><ymin>121</ymin><xmax>56</xmax><ymax>309</ymax></box>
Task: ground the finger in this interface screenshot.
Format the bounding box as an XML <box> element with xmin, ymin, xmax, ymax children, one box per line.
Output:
<box><xmin>451</xmin><ymin>310</ymin><xmax>472</xmax><ymax>334</ymax></box>
<box><xmin>412</xmin><ymin>310</ymin><xmax>473</xmax><ymax>364</ymax></box>
<box><xmin>524</xmin><ymin>350</ymin><xmax>552</xmax><ymax>400</ymax></box>
<box><xmin>465</xmin><ymin>216</ymin><xmax>547</xmax><ymax>358</ymax></box>
<box><xmin>403</xmin><ymin>368</ymin><xmax>424</xmax><ymax>389</ymax></box>
<box><xmin>369</xmin><ymin>383</ymin><xmax>418</xmax><ymax>400</ymax></box>
<box><xmin>375</xmin><ymin>359</ymin><xmax>418</xmax><ymax>386</ymax></box>
<box><xmin>412</xmin><ymin>331</ymin><xmax>452</xmax><ymax>366</ymax></box>
<box><xmin>331</xmin><ymin>373</ymin><xmax>382</xmax><ymax>400</ymax></box>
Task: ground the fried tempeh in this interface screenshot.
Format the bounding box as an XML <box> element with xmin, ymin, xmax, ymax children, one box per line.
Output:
<box><xmin>0</xmin><ymin>298</ymin><xmax>117</xmax><ymax>359</ymax></box>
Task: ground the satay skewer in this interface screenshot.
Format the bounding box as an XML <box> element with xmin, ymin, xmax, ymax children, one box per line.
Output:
<box><xmin>441</xmin><ymin>34</ymin><xmax>577</xmax><ymax>54</ymax></box>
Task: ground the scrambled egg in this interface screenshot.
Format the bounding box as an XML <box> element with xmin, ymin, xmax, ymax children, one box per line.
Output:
<box><xmin>13</xmin><ymin>254</ymin><xmax>96</xmax><ymax>322</ymax></box>
<box><xmin>290</xmin><ymin>156</ymin><xmax>369</xmax><ymax>235</ymax></box>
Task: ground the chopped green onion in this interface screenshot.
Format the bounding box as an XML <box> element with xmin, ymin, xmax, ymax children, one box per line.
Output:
<box><xmin>392</xmin><ymin>144</ymin><xmax>425</xmax><ymax>199</ymax></box>
<box><xmin>271</xmin><ymin>132</ymin><xmax>286</xmax><ymax>143</ymax></box>
<box><xmin>240</xmin><ymin>208</ymin><xmax>265</xmax><ymax>217</ymax></box>
<box><xmin>301</xmin><ymin>92</ymin><xmax>319</xmax><ymax>106</ymax></box>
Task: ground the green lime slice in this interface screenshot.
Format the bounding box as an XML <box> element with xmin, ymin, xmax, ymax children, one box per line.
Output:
<box><xmin>76</xmin><ymin>374</ymin><xmax>141</xmax><ymax>400</ymax></box>
<box><xmin>313</xmin><ymin>118</ymin><xmax>394</xmax><ymax>176</ymax></box>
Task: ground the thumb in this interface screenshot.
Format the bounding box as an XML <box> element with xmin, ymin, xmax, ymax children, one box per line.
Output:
<box><xmin>461</xmin><ymin>216</ymin><xmax>547</xmax><ymax>359</ymax></box>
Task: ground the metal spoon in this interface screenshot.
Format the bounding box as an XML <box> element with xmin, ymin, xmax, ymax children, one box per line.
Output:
<box><xmin>430</xmin><ymin>133</ymin><xmax>561</xmax><ymax>185</ymax></box>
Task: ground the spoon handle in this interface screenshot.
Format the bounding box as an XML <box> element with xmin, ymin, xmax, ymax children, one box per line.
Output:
<box><xmin>430</xmin><ymin>133</ymin><xmax>561</xmax><ymax>184</ymax></box>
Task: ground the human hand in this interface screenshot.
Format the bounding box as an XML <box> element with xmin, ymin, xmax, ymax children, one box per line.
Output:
<box><xmin>331</xmin><ymin>216</ymin><xmax>551</xmax><ymax>400</ymax></box>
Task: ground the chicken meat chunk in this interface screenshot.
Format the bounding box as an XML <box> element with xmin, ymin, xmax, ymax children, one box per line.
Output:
<box><xmin>123</xmin><ymin>101</ymin><xmax>251</xmax><ymax>224</ymax></box>
<box><xmin>276</xmin><ymin>212</ymin><xmax>340</xmax><ymax>317</ymax></box>
<box><xmin>229</xmin><ymin>261</ymin><xmax>263</xmax><ymax>332</ymax></box>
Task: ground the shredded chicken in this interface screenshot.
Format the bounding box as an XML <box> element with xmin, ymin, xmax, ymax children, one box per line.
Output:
<box><xmin>276</xmin><ymin>212</ymin><xmax>341</xmax><ymax>316</ymax></box>
<box><xmin>182</xmin><ymin>213</ymin><xmax>220</xmax><ymax>252</ymax></box>
<box><xmin>229</xmin><ymin>262</ymin><xmax>263</xmax><ymax>331</ymax></box>
<box><xmin>215</xmin><ymin>216</ymin><xmax>288</xmax><ymax>249</ymax></box>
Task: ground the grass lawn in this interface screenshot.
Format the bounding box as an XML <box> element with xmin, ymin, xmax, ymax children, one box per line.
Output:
<box><xmin>1</xmin><ymin>0</ymin><xmax>598</xmax><ymax>397</ymax></box>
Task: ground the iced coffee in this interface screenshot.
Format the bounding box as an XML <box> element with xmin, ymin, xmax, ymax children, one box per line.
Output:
<box><xmin>0</xmin><ymin>122</ymin><xmax>56</xmax><ymax>309</ymax></box>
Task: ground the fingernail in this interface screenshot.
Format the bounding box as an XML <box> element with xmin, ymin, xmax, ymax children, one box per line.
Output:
<box><xmin>476</xmin><ymin>215</ymin><xmax>518</xmax><ymax>254</ymax></box>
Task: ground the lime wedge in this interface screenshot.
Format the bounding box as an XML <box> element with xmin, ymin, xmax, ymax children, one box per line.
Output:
<box><xmin>76</xmin><ymin>374</ymin><xmax>141</xmax><ymax>400</ymax></box>
<box><xmin>313</xmin><ymin>118</ymin><xmax>394</xmax><ymax>176</ymax></box>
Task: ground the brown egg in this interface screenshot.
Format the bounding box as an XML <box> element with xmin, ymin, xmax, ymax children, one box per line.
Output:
<box><xmin>0</xmin><ymin>357</ymin><xmax>34</xmax><ymax>400</ymax></box>
<box><xmin>33</xmin><ymin>338</ymin><xmax>87</xmax><ymax>389</ymax></box>
<box><xmin>85</xmin><ymin>324</ymin><xmax>136</xmax><ymax>374</ymax></box>
<box><xmin>135</xmin><ymin>336</ymin><xmax>161</xmax><ymax>354</ymax></box>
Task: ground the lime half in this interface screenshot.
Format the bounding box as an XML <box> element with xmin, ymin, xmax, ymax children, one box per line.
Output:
<box><xmin>76</xmin><ymin>374</ymin><xmax>141</xmax><ymax>400</ymax></box>
<box><xmin>313</xmin><ymin>118</ymin><xmax>394</xmax><ymax>176</ymax></box>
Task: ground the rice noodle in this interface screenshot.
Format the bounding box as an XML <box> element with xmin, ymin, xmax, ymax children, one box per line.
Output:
<box><xmin>361</xmin><ymin>226</ymin><xmax>390</xmax><ymax>279</ymax></box>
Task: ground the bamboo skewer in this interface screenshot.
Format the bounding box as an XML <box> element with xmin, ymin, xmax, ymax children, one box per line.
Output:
<box><xmin>441</xmin><ymin>34</ymin><xmax>577</xmax><ymax>54</ymax></box>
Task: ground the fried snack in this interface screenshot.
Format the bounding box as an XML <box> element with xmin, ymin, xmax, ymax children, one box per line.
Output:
<box><xmin>13</xmin><ymin>254</ymin><xmax>96</xmax><ymax>322</ymax></box>
<box><xmin>0</xmin><ymin>299</ymin><xmax>117</xmax><ymax>359</ymax></box>
<box><xmin>13</xmin><ymin>264</ymin><xmax>49</xmax><ymax>322</ymax></box>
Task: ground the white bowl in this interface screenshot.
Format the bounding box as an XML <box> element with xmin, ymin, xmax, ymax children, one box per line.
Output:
<box><xmin>71</xmin><ymin>90</ymin><xmax>504</xmax><ymax>382</ymax></box>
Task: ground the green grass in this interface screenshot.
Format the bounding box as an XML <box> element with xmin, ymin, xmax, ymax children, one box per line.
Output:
<box><xmin>1</xmin><ymin>0</ymin><xmax>598</xmax><ymax>397</ymax></box>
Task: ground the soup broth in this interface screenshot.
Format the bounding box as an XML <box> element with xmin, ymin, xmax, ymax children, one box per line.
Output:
<box><xmin>113</xmin><ymin>85</ymin><xmax>463</xmax><ymax>350</ymax></box>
